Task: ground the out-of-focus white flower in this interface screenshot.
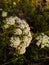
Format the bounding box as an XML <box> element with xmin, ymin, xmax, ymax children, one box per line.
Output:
<box><xmin>17</xmin><ymin>43</ymin><xmax>26</xmax><ymax>50</ymax></box>
<box><xmin>23</xmin><ymin>27</ymin><xmax>30</xmax><ymax>35</ymax></box>
<box><xmin>2</xmin><ymin>11</ymin><xmax>7</xmax><ymax>17</ymax></box>
<box><xmin>44</xmin><ymin>43</ymin><xmax>49</xmax><ymax>47</ymax></box>
<box><xmin>10</xmin><ymin>37</ymin><xmax>21</xmax><ymax>48</ymax></box>
<box><xmin>14</xmin><ymin>16</ymin><xmax>21</xmax><ymax>24</ymax></box>
<box><xmin>41</xmin><ymin>33</ymin><xmax>45</xmax><ymax>36</ymax></box>
<box><xmin>19</xmin><ymin>23</ymin><xmax>26</xmax><ymax>29</ymax></box>
<box><xmin>28</xmin><ymin>31</ymin><xmax>32</xmax><ymax>38</ymax></box>
<box><xmin>22</xmin><ymin>35</ymin><xmax>32</xmax><ymax>47</ymax></box>
<box><xmin>13</xmin><ymin>2</ymin><xmax>16</xmax><ymax>5</ymax></box>
<box><xmin>4</xmin><ymin>24</ymin><xmax>9</xmax><ymax>29</ymax></box>
<box><xmin>23</xmin><ymin>36</ymin><xmax>29</xmax><ymax>43</ymax></box>
<box><xmin>19</xmin><ymin>48</ymin><xmax>26</xmax><ymax>54</ymax></box>
<box><xmin>27</xmin><ymin>38</ymin><xmax>32</xmax><ymax>47</ymax></box>
<box><xmin>36</xmin><ymin>40</ymin><xmax>42</xmax><ymax>46</ymax></box>
<box><xmin>19</xmin><ymin>20</ymin><xmax>30</xmax><ymax>30</ymax></box>
<box><xmin>21</xmin><ymin>20</ymin><xmax>29</xmax><ymax>27</ymax></box>
<box><xmin>41</xmin><ymin>45</ymin><xmax>45</xmax><ymax>48</ymax></box>
<box><xmin>6</xmin><ymin>16</ymin><xmax>15</xmax><ymax>25</ymax></box>
<box><xmin>18</xmin><ymin>47</ymin><xmax>26</xmax><ymax>54</ymax></box>
<box><xmin>42</xmin><ymin>36</ymin><xmax>48</xmax><ymax>44</ymax></box>
<box><xmin>14</xmin><ymin>28</ymin><xmax>22</xmax><ymax>35</ymax></box>
<box><xmin>36</xmin><ymin>33</ymin><xmax>49</xmax><ymax>48</ymax></box>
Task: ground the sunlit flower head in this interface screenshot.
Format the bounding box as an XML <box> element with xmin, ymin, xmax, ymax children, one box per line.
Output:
<box><xmin>36</xmin><ymin>33</ymin><xmax>49</xmax><ymax>48</ymax></box>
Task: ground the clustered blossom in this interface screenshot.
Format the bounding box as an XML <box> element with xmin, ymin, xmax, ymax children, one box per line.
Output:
<box><xmin>36</xmin><ymin>33</ymin><xmax>49</xmax><ymax>48</ymax></box>
<box><xmin>4</xmin><ymin>16</ymin><xmax>32</xmax><ymax>54</ymax></box>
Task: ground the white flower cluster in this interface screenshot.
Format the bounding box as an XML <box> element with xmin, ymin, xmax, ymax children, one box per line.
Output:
<box><xmin>36</xmin><ymin>33</ymin><xmax>49</xmax><ymax>48</ymax></box>
<box><xmin>4</xmin><ymin>16</ymin><xmax>32</xmax><ymax>54</ymax></box>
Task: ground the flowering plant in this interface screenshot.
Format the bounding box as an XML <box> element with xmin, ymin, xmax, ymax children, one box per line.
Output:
<box><xmin>0</xmin><ymin>0</ymin><xmax>49</xmax><ymax>65</ymax></box>
<box><xmin>0</xmin><ymin>10</ymin><xmax>32</xmax><ymax>54</ymax></box>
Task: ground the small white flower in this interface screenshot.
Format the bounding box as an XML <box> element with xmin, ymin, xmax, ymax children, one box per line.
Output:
<box><xmin>22</xmin><ymin>36</ymin><xmax>31</xmax><ymax>47</ymax></box>
<box><xmin>21</xmin><ymin>20</ymin><xmax>29</xmax><ymax>27</ymax></box>
<box><xmin>41</xmin><ymin>33</ymin><xmax>45</xmax><ymax>36</ymax></box>
<box><xmin>14</xmin><ymin>16</ymin><xmax>21</xmax><ymax>24</ymax></box>
<box><xmin>19</xmin><ymin>23</ymin><xmax>26</xmax><ymax>29</ymax></box>
<box><xmin>44</xmin><ymin>43</ymin><xmax>48</xmax><ymax>47</ymax></box>
<box><xmin>41</xmin><ymin>45</ymin><xmax>45</xmax><ymax>48</ymax></box>
<box><xmin>2</xmin><ymin>11</ymin><xmax>7</xmax><ymax>17</ymax></box>
<box><xmin>19</xmin><ymin>20</ymin><xmax>29</xmax><ymax>30</ymax></box>
<box><xmin>23</xmin><ymin>36</ymin><xmax>29</xmax><ymax>43</ymax></box>
<box><xmin>26</xmin><ymin>32</ymin><xmax>32</xmax><ymax>47</ymax></box>
<box><xmin>28</xmin><ymin>31</ymin><xmax>32</xmax><ymax>38</ymax></box>
<box><xmin>36</xmin><ymin>40</ymin><xmax>42</xmax><ymax>46</ymax></box>
<box><xmin>23</xmin><ymin>27</ymin><xmax>30</xmax><ymax>35</ymax></box>
<box><xmin>6</xmin><ymin>16</ymin><xmax>15</xmax><ymax>25</ymax></box>
<box><xmin>13</xmin><ymin>2</ymin><xmax>16</xmax><ymax>5</ymax></box>
<box><xmin>18</xmin><ymin>43</ymin><xmax>27</xmax><ymax>50</ymax></box>
<box><xmin>19</xmin><ymin>48</ymin><xmax>26</xmax><ymax>54</ymax></box>
<box><xmin>4</xmin><ymin>24</ymin><xmax>9</xmax><ymax>29</ymax></box>
<box><xmin>14</xmin><ymin>28</ymin><xmax>22</xmax><ymax>35</ymax></box>
<box><xmin>17</xmin><ymin>43</ymin><xmax>26</xmax><ymax>54</ymax></box>
<box><xmin>36</xmin><ymin>36</ymin><xmax>40</xmax><ymax>40</ymax></box>
<box><xmin>10</xmin><ymin>37</ymin><xmax>21</xmax><ymax>48</ymax></box>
